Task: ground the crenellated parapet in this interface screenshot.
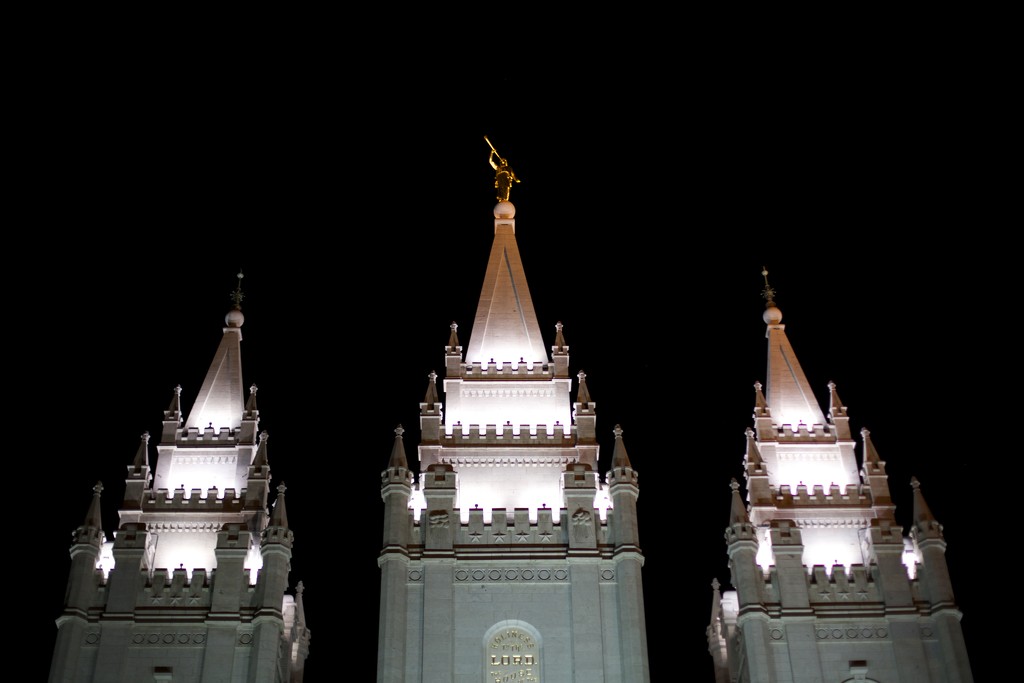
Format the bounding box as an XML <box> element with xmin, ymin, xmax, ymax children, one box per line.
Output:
<box><xmin>449</xmin><ymin>361</ymin><xmax>557</xmax><ymax>379</ymax></box>
<box><xmin>745</xmin><ymin>562</ymin><xmax>933</xmax><ymax>616</ymax></box>
<box><xmin>806</xmin><ymin>564</ymin><xmax>882</xmax><ymax>608</ymax></box>
<box><xmin>764</xmin><ymin>483</ymin><xmax>872</xmax><ymax>508</ymax></box>
<box><xmin>138</xmin><ymin>567</ymin><xmax>215</xmax><ymax>609</ymax></box>
<box><xmin>174</xmin><ymin>426</ymin><xmax>243</xmax><ymax>445</ymax></box>
<box><xmin>745</xmin><ymin>565</ymin><xmax>921</xmax><ymax>618</ymax></box>
<box><xmin>439</xmin><ymin>423</ymin><xmax>576</xmax><ymax>447</ymax></box>
<box><xmin>406</xmin><ymin>506</ymin><xmax>612</xmax><ymax>552</ymax></box>
<box><xmin>83</xmin><ymin>566</ymin><xmax>266</xmax><ymax>616</ymax></box>
<box><xmin>766</xmin><ymin>423</ymin><xmax>836</xmax><ymax>442</ymax></box>
<box><xmin>143</xmin><ymin>487</ymin><xmax>247</xmax><ymax>513</ymax></box>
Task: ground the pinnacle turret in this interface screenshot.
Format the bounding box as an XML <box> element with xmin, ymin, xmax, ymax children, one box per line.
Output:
<box><xmin>448</xmin><ymin>321</ymin><xmax>460</xmax><ymax>350</ymax></box>
<box><xmin>270</xmin><ymin>482</ymin><xmax>289</xmax><ymax>529</ymax></box>
<box><xmin>295</xmin><ymin>581</ymin><xmax>306</xmax><ymax>626</ymax></box>
<box><xmin>423</xmin><ymin>372</ymin><xmax>439</xmax><ymax>408</ymax></box>
<box><xmin>165</xmin><ymin>385</ymin><xmax>183</xmax><ymax>423</ymax></box>
<box><xmin>728</xmin><ymin>479</ymin><xmax>750</xmax><ymax>527</ymax></box>
<box><xmin>577</xmin><ymin>370</ymin><xmax>591</xmax><ymax>405</ymax></box>
<box><xmin>861</xmin><ymin>427</ymin><xmax>882</xmax><ymax>466</ymax></box>
<box><xmin>827</xmin><ymin>380</ymin><xmax>847</xmax><ymax>419</ymax></box>
<box><xmin>743</xmin><ymin>427</ymin><xmax>763</xmax><ymax>467</ymax></box>
<box><xmin>83</xmin><ymin>481</ymin><xmax>104</xmax><ymax>531</ymax></box>
<box><xmin>611</xmin><ymin>424</ymin><xmax>632</xmax><ymax>469</ymax></box>
<box><xmin>911</xmin><ymin>477</ymin><xmax>941</xmax><ymax>533</ymax></box>
<box><xmin>388</xmin><ymin>425</ymin><xmax>409</xmax><ymax>469</ymax></box>
<box><xmin>244</xmin><ymin>383</ymin><xmax>258</xmax><ymax>414</ymax></box>
<box><xmin>708</xmin><ymin>578</ymin><xmax>723</xmax><ymax>634</ymax></box>
<box><xmin>753</xmin><ymin>381</ymin><xmax>768</xmax><ymax>416</ymax></box>
<box><xmin>252</xmin><ymin>430</ymin><xmax>270</xmax><ymax>470</ymax></box>
<box><xmin>131</xmin><ymin>432</ymin><xmax>150</xmax><ymax>472</ymax></box>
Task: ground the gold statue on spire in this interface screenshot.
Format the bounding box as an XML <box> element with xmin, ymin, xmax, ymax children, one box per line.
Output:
<box><xmin>485</xmin><ymin>136</ymin><xmax>519</xmax><ymax>202</ymax></box>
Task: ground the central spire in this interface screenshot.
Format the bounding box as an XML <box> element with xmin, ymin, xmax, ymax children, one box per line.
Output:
<box><xmin>183</xmin><ymin>271</ymin><xmax>247</xmax><ymax>432</ymax></box>
<box><xmin>464</xmin><ymin>141</ymin><xmax>547</xmax><ymax>366</ymax></box>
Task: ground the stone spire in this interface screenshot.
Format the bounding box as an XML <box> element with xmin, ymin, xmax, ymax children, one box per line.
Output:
<box><xmin>183</xmin><ymin>272</ymin><xmax>247</xmax><ymax>432</ymax></box>
<box><xmin>270</xmin><ymin>482</ymin><xmax>289</xmax><ymax>529</ymax></box>
<box><xmin>577</xmin><ymin>370</ymin><xmax>591</xmax><ymax>405</ymax></box>
<box><xmin>388</xmin><ymin>425</ymin><xmax>409</xmax><ymax>470</ymax></box>
<box><xmin>131</xmin><ymin>432</ymin><xmax>149</xmax><ymax>472</ymax></box>
<box><xmin>611</xmin><ymin>424</ymin><xmax>632</xmax><ymax>469</ymax></box>
<box><xmin>423</xmin><ymin>372</ymin><xmax>439</xmax><ymax>409</ymax></box>
<box><xmin>82</xmin><ymin>481</ymin><xmax>104</xmax><ymax>532</ymax></box>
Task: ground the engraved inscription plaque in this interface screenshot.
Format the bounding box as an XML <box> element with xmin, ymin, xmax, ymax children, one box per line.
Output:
<box><xmin>487</xmin><ymin>627</ymin><xmax>539</xmax><ymax>682</ymax></box>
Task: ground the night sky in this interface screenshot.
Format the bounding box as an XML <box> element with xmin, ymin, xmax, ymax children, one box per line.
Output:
<box><xmin>25</xmin><ymin>49</ymin><xmax>1008</xmax><ymax>682</ymax></box>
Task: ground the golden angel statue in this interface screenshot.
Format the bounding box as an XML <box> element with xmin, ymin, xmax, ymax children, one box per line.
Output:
<box><xmin>485</xmin><ymin>136</ymin><xmax>520</xmax><ymax>202</ymax></box>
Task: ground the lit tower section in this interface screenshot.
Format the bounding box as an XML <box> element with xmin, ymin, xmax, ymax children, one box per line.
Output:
<box><xmin>749</xmin><ymin>268</ymin><xmax>864</xmax><ymax>572</ymax></box>
<box><xmin>379</xmin><ymin>141</ymin><xmax>650</xmax><ymax>682</ymax></box>
<box><xmin>708</xmin><ymin>269</ymin><xmax>973</xmax><ymax>682</ymax></box>
<box><xmin>426</xmin><ymin>199</ymin><xmax>582</xmax><ymax>523</ymax></box>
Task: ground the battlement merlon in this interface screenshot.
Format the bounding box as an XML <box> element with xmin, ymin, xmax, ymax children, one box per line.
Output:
<box><xmin>446</xmin><ymin>361</ymin><xmax>557</xmax><ymax>380</ymax></box>
<box><xmin>437</xmin><ymin>423</ymin><xmax>576</xmax><ymax>446</ymax></box>
<box><xmin>760</xmin><ymin>483</ymin><xmax>872</xmax><ymax>507</ymax></box>
<box><xmin>420</xmin><ymin>505</ymin><xmax>611</xmax><ymax>547</ymax></box>
<box><xmin>138</xmin><ymin>487</ymin><xmax>249</xmax><ymax>514</ymax></box>
<box><xmin>760</xmin><ymin>422</ymin><xmax>838</xmax><ymax>442</ymax></box>
<box><xmin>172</xmin><ymin>426</ymin><xmax>246</xmax><ymax>446</ymax></box>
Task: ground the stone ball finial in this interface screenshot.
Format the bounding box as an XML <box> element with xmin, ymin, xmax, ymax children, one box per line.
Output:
<box><xmin>494</xmin><ymin>200</ymin><xmax>515</xmax><ymax>219</ymax></box>
<box><xmin>225</xmin><ymin>308</ymin><xmax>245</xmax><ymax>328</ymax></box>
<box><xmin>762</xmin><ymin>305</ymin><xmax>782</xmax><ymax>325</ymax></box>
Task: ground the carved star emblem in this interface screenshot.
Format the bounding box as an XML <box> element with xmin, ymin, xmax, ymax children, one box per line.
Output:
<box><xmin>516</xmin><ymin>532</ymin><xmax>530</xmax><ymax>543</ymax></box>
<box><xmin>492</xmin><ymin>530</ymin><xmax>507</xmax><ymax>543</ymax></box>
<box><xmin>818</xmin><ymin>590</ymin><xmax>831</xmax><ymax>602</ymax></box>
<box><xmin>469</xmin><ymin>530</ymin><xmax>483</xmax><ymax>543</ymax></box>
<box><xmin>538</xmin><ymin>530</ymin><xmax>553</xmax><ymax>542</ymax></box>
<box><xmin>836</xmin><ymin>589</ymin><xmax>851</xmax><ymax>601</ymax></box>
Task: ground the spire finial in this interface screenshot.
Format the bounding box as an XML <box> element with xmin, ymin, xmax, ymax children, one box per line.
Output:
<box><xmin>231</xmin><ymin>270</ymin><xmax>245</xmax><ymax>310</ymax></box>
<box><xmin>486</xmin><ymin>135</ymin><xmax>520</xmax><ymax>202</ymax></box>
<box><xmin>395</xmin><ymin>424</ymin><xmax>405</xmax><ymax>438</ymax></box>
<box><xmin>761</xmin><ymin>266</ymin><xmax>776</xmax><ymax>307</ymax></box>
<box><xmin>277</xmin><ymin>482</ymin><xmax>287</xmax><ymax>496</ymax></box>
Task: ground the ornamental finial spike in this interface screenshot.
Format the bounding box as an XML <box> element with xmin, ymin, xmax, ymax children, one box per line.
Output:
<box><xmin>231</xmin><ymin>270</ymin><xmax>245</xmax><ymax>310</ymax></box>
<box><xmin>761</xmin><ymin>266</ymin><xmax>776</xmax><ymax>307</ymax></box>
<box><xmin>485</xmin><ymin>135</ymin><xmax>520</xmax><ymax>202</ymax></box>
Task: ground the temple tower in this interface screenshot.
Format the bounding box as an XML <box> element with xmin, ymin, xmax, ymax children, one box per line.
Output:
<box><xmin>49</xmin><ymin>275</ymin><xmax>311</xmax><ymax>683</ymax></box>
<box><xmin>376</xmin><ymin>193</ymin><xmax>651</xmax><ymax>683</ymax></box>
<box><xmin>706</xmin><ymin>271</ymin><xmax>972</xmax><ymax>682</ymax></box>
